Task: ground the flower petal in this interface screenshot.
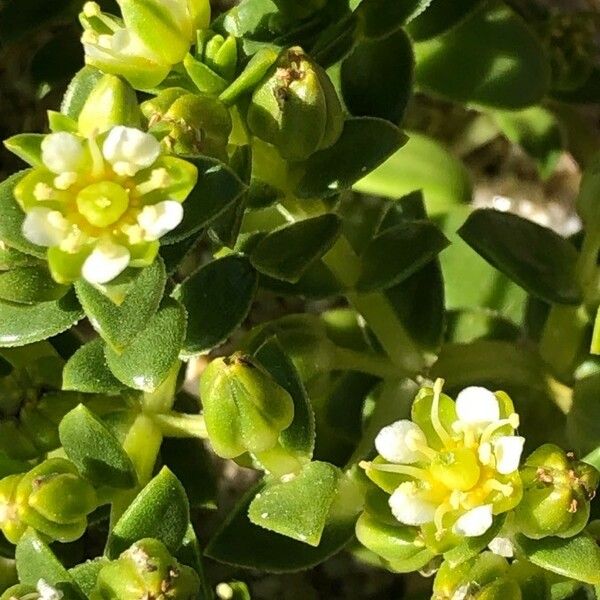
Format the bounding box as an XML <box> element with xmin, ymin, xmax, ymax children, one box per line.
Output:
<box><xmin>41</xmin><ymin>133</ymin><xmax>85</xmax><ymax>174</ymax></box>
<box><xmin>22</xmin><ymin>208</ymin><xmax>69</xmax><ymax>247</ymax></box>
<box><xmin>455</xmin><ymin>386</ymin><xmax>500</xmax><ymax>425</ymax></box>
<box><xmin>375</xmin><ymin>420</ymin><xmax>428</xmax><ymax>465</ymax></box>
<box><xmin>493</xmin><ymin>436</ymin><xmax>525</xmax><ymax>475</ymax></box>
<box><xmin>488</xmin><ymin>536</ymin><xmax>514</xmax><ymax>558</ymax></box>
<box><xmin>389</xmin><ymin>482</ymin><xmax>436</xmax><ymax>526</ymax></box>
<box><xmin>37</xmin><ymin>579</ymin><xmax>64</xmax><ymax>600</ymax></box>
<box><xmin>81</xmin><ymin>240</ymin><xmax>130</xmax><ymax>284</ymax></box>
<box><xmin>137</xmin><ymin>200</ymin><xmax>184</xmax><ymax>240</ymax></box>
<box><xmin>453</xmin><ymin>504</ymin><xmax>493</xmax><ymax>537</ymax></box>
<box><xmin>102</xmin><ymin>126</ymin><xmax>160</xmax><ymax>176</ymax></box>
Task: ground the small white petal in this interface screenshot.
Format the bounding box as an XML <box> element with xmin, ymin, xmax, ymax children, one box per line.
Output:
<box><xmin>493</xmin><ymin>436</ymin><xmax>525</xmax><ymax>475</ymax></box>
<box><xmin>389</xmin><ymin>482</ymin><xmax>436</xmax><ymax>526</ymax></box>
<box><xmin>137</xmin><ymin>200</ymin><xmax>183</xmax><ymax>240</ymax></box>
<box><xmin>37</xmin><ymin>579</ymin><xmax>64</xmax><ymax>600</ymax></box>
<box><xmin>455</xmin><ymin>386</ymin><xmax>500</xmax><ymax>425</ymax></box>
<box><xmin>41</xmin><ymin>133</ymin><xmax>85</xmax><ymax>174</ymax></box>
<box><xmin>82</xmin><ymin>240</ymin><xmax>130</xmax><ymax>284</ymax></box>
<box><xmin>375</xmin><ymin>420</ymin><xmax>428</xmax><ymax>464</ymax></box>
<box><xmin>102</xmin><ymin>126</ymin><xmax>160</xmax><ymax>176</ymax></box>
<box><xmin>488</xmin><ymin>536</ymin><xmax>514</xmax><ymax>558</ymax></box>
<box><xmin>22</xmin><ymin>208</ymin><xmax>68</xmax><ymax>247</ymax></box>
<box><xmin>478</xmin><ymin>441</ymin><xmax>493</xmax><ymax>466</ymax></box>
<box><xmin>451</xmin><ymin>585</ymin><xmax>471</xmax><ymax>600</ymax></box>
<box><xmin>453</xmin><ymin>504</ymin><xmax>493</xmax><ymax>537</ymax></box>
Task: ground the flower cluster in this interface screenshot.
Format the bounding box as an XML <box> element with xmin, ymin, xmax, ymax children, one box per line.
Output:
<box><xmin>12</xmin><ymin>126</ymin><xmax>197</xmax><ymax>285</ymax></box>
<box><xmin>362</xmin><ymin>381</ymin><xmax>525</xmax><ymax>543</ymax></box>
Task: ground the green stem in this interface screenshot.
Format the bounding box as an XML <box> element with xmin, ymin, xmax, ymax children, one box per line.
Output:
<box><xmin>152</xmin><ymin>412</ymin><xmax>208</xmax><ymax>439</ymax></box>
<box><xmin>141</xmin><ymin>362</ymin><xmax>180</xmax><ymax>414</ymax></box>
<box><xmin>333</xmin><ymin>346</ymin><xmax>404</xmax><ymax>379</ymax></box>
<box><xmin>109</xmin><ymin>413</ymin><xmax>163</xmax><ymax>527</ymax></box>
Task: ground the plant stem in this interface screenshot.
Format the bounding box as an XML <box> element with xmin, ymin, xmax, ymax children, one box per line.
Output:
<box><xmin>153</xmin><ymin>412</ymin><xmax>208</xmax><ymax>439</ymax></box>
<box><xmin>141</xmin><ymin>362</ymin><xmax>180</xmax><ymax>414</ymax></box>
<box><xmin>333</xmin><ymin>346</ymin><xmax>404</xmax><ymax>379</ymax></box>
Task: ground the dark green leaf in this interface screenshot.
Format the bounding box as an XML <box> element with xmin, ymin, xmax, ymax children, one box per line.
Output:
<box><xmin>249</xmin><ymin>462</ymin><xmax>341</xmax><ymax>546</ymax></box>
<box><xmin>458</xmin><ymin>209</ymin><xmax>581</xmax><ymax>305</ymax></box>
<box><xmin>356</xmin><ymin>0</ymin><xmax>431</xmax><ymax>38</ymax></box>
<box><xmin>0</xmin><ymin>265</ymin><xmax>69</xmax><ymax>304</ymax></box>
<box><xmin>104</xmin><ymin>299</ymin><xmax>187</xmax><ymax>392</ymax></box>
<box><xmin>107</xmin><ymin>468</ymin><xmax>189</xmax><ymax>558</ymax></box>
<box><xmin>62</xmin><ymin>338</ymin><xmax>126</xmax><ymax>395</ymax></box>
<box><xmin>61</xmin><ymin>66</ymin><xmax>104</xmax><ymax>119</ymax></box>
<box><xmin>173</xmin><ymin>255</ymin><xmax>257</xmax><ymax>356</ymax></box>
<box><xmin>0</xmin><ymin>171</ymin><xmax>45</xmax><ymax>258</ymax></box>
<box><xmin>251</xmin><ymin>214</ymin><xmax>342</xmax><ymax>283</ymax></box>
<box><xmin>296</xmin><ymin>118</ymin><xmax>408</xmax><ymax>199</ymax></box>
<box><xmin>407</xmin><ymin>0</ymin><xmax>483</xmax><ymax>40</ymax></box>
<box><xmin>341</xmin><ymin>29</ymin><xmax>414</xmax><ymax>122</ymax></box>
<box><xmin>413</xmin><ymin>2</ymin><xmax>550</xmax><ymax>109</ymax></box>
<box><xmin>59</xmin><ymin>405</ymin><xmax>137</xmax><ymax>489</ymax></box>
<box><xmin>516</xmin><ymin>533</ymin><xmax>600</xmax><ymax>585</ymax></box>
<box><xmin>357</xmin><ymin>221</ymin><xmax>449</xmax><ymax>291</ymax></box>
<box><xmin>16</xmin><ymin>530</ymin><xmax>84</xmax><ymax>600</ymax></box>
<box><xmin>0</xmin><ymin>290</ymin><xmax>83</xmax><ymax>348</ymax></box>
<box><xmin>567</xmin><ymin>373</ymin><xmax>600</xmax><ymax>456</ymax></box>
<box><xmin>260</xmin><ymin>260</ymin><xmax>345</xmax><ymax>299</ymax></box>
<box><xmin>162</xmin><ymin>156</ymin><xmax>246</xmax><ymax>244</ymax></box>
<box><xmin>75</xmin><ymin>259</ymin><xmax>167</xmax><ymax>352</ymax></box>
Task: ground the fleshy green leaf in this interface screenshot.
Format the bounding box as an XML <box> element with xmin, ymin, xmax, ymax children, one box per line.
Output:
<box><xmin>353</xmin><ymin>131</ymin><xmax>472</xmax><ymax>215</ymax></box>
<box><xmin>341</xmin><ymin>29</ymin><xmax>414</xmax><ymax>122</ymax></box>
<box><xmin>60</xmin><ymin>65</ymin><xmax>104</xmax><ymax>119</ymax></box>
<box><xmin>173</xmin><ymin>255</ymin><xmax>258</xmax><ymax>356</ymax></box>
<box><xmin>75</xmin><ymin>259</ymin><xmax>167</xmax><ymax>352</ymax></box>
<box><xmin>16</xmin><ymin>530</ymin><xmax>85</xmax><ymax>600</ymax></box>
<box><xmin>104</xmin><ymin>299</ymin><xmax>187</xmax><ymax>392</ymax></box>
<box><xmin>355</xmin><ymin>0</ymin><xmax>432</xmax><ymax>38</ymax></box>
<box><xmin>0</xmin><ymin>265</ymin><xmax>69</xmax><ymax>304</ymax></box>
<box><xmin>458</xmin><ymin>209</ymin><xmax>581</xmax><ymax>305</ymax></box>
<box><xmin>516</xmin><ymin>533</ymin><xmax>600</xmax><ymax>585</ymax></box>
<box><xmin>3</xmin><ymin>134</ymin><xmax>44</xmax><ymax>167</ymax></box>
<box><xmin>59</xmin><ymin>404</ymin><xmax>137</xmax><ymax>489</ymax></box>
<box><xmin>407</xmin><ymin>0</ymin><xmax>483</xmax><ymax>41</ymax></box>
<box><xmin>413</xmin><ymin>2</ymin><xmax>550</xmax><ymax>109</ymax></box>
<box><xmin>249</xmin><ymin>462</ymin><xmax>341</xmax><ymax>546</ymax></box>
<box><xmin>69</xmin><ymin>558</ymin><xmax>109</xmax><ymax>596</ymax></box>
<box><xmin>162</xmin><ymin>156</ymin><xmax>246</xmax><ymax>244</ymax></box>
<box><xmin>296</xmin><ymin>118</ymin><xmax>408</xmax><ymax>199</ymax></box>
<box><xmin>357</xmin><ymin>221</ymin><xmax>449</xmax><ymax>292</ymax></box>
<box><xmin>0</xmin><ymin>171</ymin><xmax>45</xmax><ymax>258</ymax></box>
<box><xmin>251</xmin><ymin>214</ymin><xmax>342</xmax><ymax>283</ymax></box>
<box><xmin>107</xmin><ymin>468</ymin><xmax>189</xmax><ymax>558</ymax></box>
<box><xmin>0</xmin><ymin>290</ymin><xmax>83</xmax><ymax>347</ymax></box>
<box><xmin>62</xmin><ymin>338</ymin><xmax>126</xmax><ymax>395</ymax></box>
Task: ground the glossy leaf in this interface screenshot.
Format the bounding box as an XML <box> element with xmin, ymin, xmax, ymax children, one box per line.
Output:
<box><xmin>517</xmin><ymin>533</ymin><xmax>600</xmax><ymax>585</ymax></box>
<box><xmin>162</xmin><ymin>156</ymin><xmax>246</xmax><ymax>244</ymax></box>
<box><xmin>296</xmin><ymin>118</ymin><xmax>408</xmax><ymax>199</ymax></box>
<box><xmin>75</xmin><ymin>259</ymin><xmax>167</xmax><ymax>352</ymax></box>
<box><xmin>62</xmin><ymin>338</ymin><xmax>126</xmax><ymax>395</ymax></box>
<box><xmin>0</xmin><ymin>265</ymin><xmax>69</xmax><ymax>304</ymax></box>
<box><xmin>341</xmin><ymin>29</ymin><xmax>414</xmax><ymax>122</ymax></box>
<box><xmin>357</xmin><ymin>221</ymin><xmax>449</xmax><ymax>292</ymax></box>
<box><xmin>458</xmin><ymin>209</ymin><xmax>581</xmax><ymax>305</ymax></box>
<box><xmin>16</xmin><ymin>530</ymin><xmax>84</xmax><ymax>600</ymax></box>
<box><xmin>173</xmin><ymin>255</ymin><xmax>258</xmax><ymax>356</ymax></box>
<box><xmin>413</xmin><ymin>2</ymin><xmax>550</xmax><ymax>109</ymax></box>
<box><xmin>59</xmin><ymin>404</ymin><xmax>137</xmax><ymax>489</ymax></box>
<box><xmin>104</xmin><ymin>299</ymin><xmax>187</xmax><ymax>392</ymax></box>
<box><xmin>251</xmin><ymin>214</ymin><xmax>342</xmax><ymax>283</ymax></box>
<box><xmin>0</xmin><ymin>171</ymin><xmax>45</xmax><ymax>258</ymax></box>
<box><xmin>354</xmin><ymin>132</ymin><xmax>472</xmax><ymax>215</ymax></box>
<box><xmin>107</xmin><ymin>468</ymin><xmax>190</xmax><ymax>558</ymax></box>
<box><xmin>249</xmin><ymin>462</ymin><xmax>342</xmax><ymax>546</ymax></box>
<box><xmin>0</xmin><ymin>290</ymin><xmax>83</xmax><ymax>348</ymax></box>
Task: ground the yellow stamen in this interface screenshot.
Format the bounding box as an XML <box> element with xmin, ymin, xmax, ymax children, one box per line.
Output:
<box><xmin>359</xmin><ymin>461</ymin><xmax>430</xmax><ymax>481</ymax></box>
<box><xmin>34</xmin><ymin>183</ymin><xmax>56</xmax><ymax>201</ymax></box>
<box><xmin>135</xmin><ymin>168</ymin><xmax>171</xmax><ymax>196</ymax></box>
<box><xmin>479</xmin><ymin>414</ymin><xmax>519</xmax><ymax>445</ymax></box>
<box><xmin>88</xmin><ymin>136</ymin><xmax>105</xmax><ymax>178</ymax></box>
<box><xmin>405</xmin><ymin>433</ymin><xmax>437</xmax><ymax>461</ymax></box>
<box><xmin>483</xmin><ymin>479</ymin><xmax>514</xmax><ymax>498</ymax></box>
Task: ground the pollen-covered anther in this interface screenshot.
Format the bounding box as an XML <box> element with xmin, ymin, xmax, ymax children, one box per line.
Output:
<box><xmin>82</xmin><ymin>1</ymin><xmax>101</xmax><ymax>17</ymax></box>
<box><xmin>34</xmin><ymin>183</ymin><xmax>56</xmax><ymax>201</ymax></box>
<box><xmin>135</xmin><ymin>167</ymin><xmax>172</xmax><ymax>195</ymax></box>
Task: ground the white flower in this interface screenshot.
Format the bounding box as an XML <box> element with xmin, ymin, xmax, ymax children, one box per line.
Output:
<box><xmin>455</xmin><ymin>387</ymin><xmax>500</xmax><ymax>426</ymax></box>
<box><xmin>37</xmin><ymin>579</ymin><xmax>64</xmax><ymax>600</ymax></box>
<box><xmin>137</xmin><ymin>200</ymin><xmax>184</xmax><ymax>240</ymax></box>
<box><xmin>488</xmin><ymin>536</ymin><xmax>514</xmax><ymax>558</ymax></box>
<box><xmin>81</xmin><ymin>239</ymin><xmax>130</xmax><ymax>284</ymax></box>
<box><xmin>102</xmin><ymin>126</ymin><xmax>161</xmax><ymax>176</ymax></box>
<box><xmin>375</xmin><ymin>420</ymin><xmax>428</xmax><ymax>465</ymax></box>
<box><xmin>452</xmin><ymin>504</ymin><xmax>493</xmax><ymax>537</ymax></box>
<box><xmin>22</xmin><ymin>208</ymin><xmax>69</xmax><ymax>247</ymax></box>
<box><xmin>389</xmin><ymin>482</ymin><xmax>437</xmax><ymax>526</ymax></box>
<box><xmin>493</xmin><ymin>436</ymin><xmax>525</xmax><ymax>475</ymax></box>
<box><xmin>41</xmin><ymin>133</ymin><xmax>86</xmax><ymax>174</ymax></box>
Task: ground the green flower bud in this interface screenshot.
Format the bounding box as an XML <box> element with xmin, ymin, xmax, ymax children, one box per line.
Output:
<box><xmin>196</xmin><ymin>30</ymin><xmax>238</xmax><ymax>82</ymax></box>
<box><xmin>91</xmin><ymin>538</ymin><xmax>200</xmax><ymax>599</ymax></box>
<box><xmin>78</xmin><ymin>75</ymin><xmax>142</xmax><ymax>137</ymax></box>
<box><xmin>515</xmin><ymin>444</ymin><xmax>599</xmax><ymax>539</ymax></box>
<box><xmin>142</xmin><ymin>90</ymin><xmax>232</xmax><ymax>161</ymax></box>
<box><xmin>199</xmin><ymin>353</ymin><xmax>295</xmax><ymax>459</ymax></box>
<box><xmin>0</xmin><ymin>458</ymin><xmax>97</xmax><ymax>544</ymax></box>
<box><xmin>247</xmin><ymin>47</ymin><xmax>344</xmax><ymax>162</ymax></box>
